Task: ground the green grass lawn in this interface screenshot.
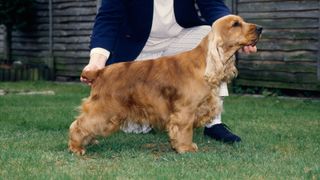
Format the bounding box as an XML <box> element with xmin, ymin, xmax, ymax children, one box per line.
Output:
<box><xmin>0</xmin><ymin>81</ymin><xmax>319</xmax><ymax>179</ymax></box>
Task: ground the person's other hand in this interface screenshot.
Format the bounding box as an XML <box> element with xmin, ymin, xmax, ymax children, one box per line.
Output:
<box><xmin>239</xmin><ymin>45</ymin><xmax>257</xmax><ymax>54</ymax></box>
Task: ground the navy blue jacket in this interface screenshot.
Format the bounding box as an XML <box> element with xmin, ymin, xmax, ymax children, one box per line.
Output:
<box><xmin>90</xmin><ymin>0</ymin><xmax>230</xmax><ymax>65</ymax></box>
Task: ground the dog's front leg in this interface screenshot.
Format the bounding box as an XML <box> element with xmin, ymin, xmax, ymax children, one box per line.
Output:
<box><xmin>167</xmin><ymin>110</ymin><xmax>198</xmax><ymax>153</ymax></box>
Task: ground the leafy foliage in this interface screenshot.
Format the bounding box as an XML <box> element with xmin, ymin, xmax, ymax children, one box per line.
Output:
<box><xmin>0</xmin><ymin>0</ymin><xmax>35</xmax><ymax>29</ymax></box>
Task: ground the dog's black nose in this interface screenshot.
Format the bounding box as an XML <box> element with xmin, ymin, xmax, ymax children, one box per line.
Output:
<box><xmin>256</xmin><ymin>26</ymin><xmax>263</xmax><ymax>34</ymax></box>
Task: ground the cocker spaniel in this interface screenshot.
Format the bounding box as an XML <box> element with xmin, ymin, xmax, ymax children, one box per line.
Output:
<box><xmin>69</xmin><ymin>15</ymin><xmax>262</xmax><ymax>155</ymax></box>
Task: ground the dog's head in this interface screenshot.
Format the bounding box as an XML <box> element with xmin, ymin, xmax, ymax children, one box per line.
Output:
<box><xmin>212</xmin><ymin>15</ymin><xmax>262</xmax><ymax>50</ymax></box>
<box><xmin>204</xmin><ymin>15</ymin><xmax>262</xmax><ymax>85</ymax></box>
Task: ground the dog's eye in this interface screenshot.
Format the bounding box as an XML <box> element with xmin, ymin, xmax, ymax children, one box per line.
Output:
<box><xmin>232</xmin><ymin>21</ymin><xmax>241</xmax><ymax>27</ymax></box>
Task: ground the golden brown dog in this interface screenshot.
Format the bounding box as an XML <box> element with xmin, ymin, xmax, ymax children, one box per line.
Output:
<box><xmin>68</xmin><ymin>15</ymin><xmax>262</xmax><ymax>155</ymax></box>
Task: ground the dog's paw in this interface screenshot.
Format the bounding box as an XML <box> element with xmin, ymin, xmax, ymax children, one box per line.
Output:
<box><xmin>176</xmin><ymin>143</ymin><xmax>198</xmax><ymax>154</ymax></box>
<box><xmin>90</xmin><ymin>139</ymin><xmax>100</xmax><ymax>145</ymax></box>
<box><xmin>69</xmin><ymin>146</ymin><xmax>86</xmax><ymax>156</ymax></box>
<box><xmin>191</xmin><ymin>143</ymin><xmax>199</xmax><ymax>151</ymax></box>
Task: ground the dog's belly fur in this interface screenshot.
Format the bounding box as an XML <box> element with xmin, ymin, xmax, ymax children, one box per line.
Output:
<box><xmin>110</xmin><ymin>85</ymin><xmax>218</xmax><ymax>130</ymax></box>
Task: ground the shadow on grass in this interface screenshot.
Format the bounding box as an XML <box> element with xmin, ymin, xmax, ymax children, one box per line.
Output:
<box><xmin>56</xmin><ymin>128</ymin><xmax>241</xmax><ymax>159</ymax></box>
<box><xmin>86</xmin><ymin>132</ymin><xmax>172</xmax><ymax>155</ymax></box>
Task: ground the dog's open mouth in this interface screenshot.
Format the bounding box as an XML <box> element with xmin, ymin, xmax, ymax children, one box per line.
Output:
<box><xmin>249</xmin><ymin>37</ymin><xmax>260</xmax><ymax>46</ymax></box>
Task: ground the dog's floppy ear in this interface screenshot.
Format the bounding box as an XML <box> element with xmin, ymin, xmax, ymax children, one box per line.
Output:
<box><xmin>204</xmin><ymin>28</ymin><xmax>224</xmax><ymax>86</ymax></box>
<box><xmin>222</xmin><ymin>54</ymin><xmax>238</xmax><ymax>83</ymax></box>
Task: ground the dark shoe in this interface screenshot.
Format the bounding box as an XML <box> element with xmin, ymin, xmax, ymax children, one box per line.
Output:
<box><xmin>204</xmin><ymin>123</ymin><xmax>241</xmax><ymax>143</ymax></box>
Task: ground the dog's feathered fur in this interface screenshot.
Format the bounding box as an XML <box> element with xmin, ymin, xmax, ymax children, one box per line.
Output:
<box><xmin>69</xmin><ymin>15</ymin><xmax>262</xmax><ymax>155</ymax></box>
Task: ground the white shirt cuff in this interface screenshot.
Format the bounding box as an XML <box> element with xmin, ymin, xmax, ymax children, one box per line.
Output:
<box><xmin>90</xmin><ymin>48</ymin><xmax>110</xmax><ymax>58</ymax></box>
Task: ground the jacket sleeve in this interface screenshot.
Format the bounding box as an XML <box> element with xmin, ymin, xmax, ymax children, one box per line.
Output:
<box><xmin>90</xmin><ymin>0</ymin><xmax>125</xmax><ymax>52</ymax></box>
<box><xmin>196</xmin><ymin>0</ymin><xmax>230</xmax><ymax>24</ymax></box>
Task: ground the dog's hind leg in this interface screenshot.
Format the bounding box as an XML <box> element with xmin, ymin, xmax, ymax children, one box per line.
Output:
<box><xmin>167</xmin><ymin>110</ymin><xmax>198</xmax><ymax>153</ymax></box>
<box><xmin>68</xmin><ymin>112</ymin><xmax>122</xmax><ymax>155</ymax></box>
<box><xmin>100</xmin><ymin>115</ymin><xmax>122</xmax><ymax>137</ymax></box>
<box><xmin>68</xmin><ymin>115</ymin><xmax>93</xmax><ymax>155</ymax></box>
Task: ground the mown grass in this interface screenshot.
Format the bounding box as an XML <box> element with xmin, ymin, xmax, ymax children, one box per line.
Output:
<box><xmin>0</xmin><ymin>81</ymin><xmax>319</xmax><ymax>179</ymax></box>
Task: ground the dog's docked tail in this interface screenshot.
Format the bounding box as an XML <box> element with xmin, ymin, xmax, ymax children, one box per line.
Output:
<box><xmin>81</xmin><ymin>69</ymin><xmax>100</xmax><ymax>82</ymax></box>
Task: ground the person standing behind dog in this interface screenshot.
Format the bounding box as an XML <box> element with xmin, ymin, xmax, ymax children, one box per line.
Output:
<box><xmin>81</xmin><ymin>0</ymin><xmax>257</xmax><ymax>143</ymax></box>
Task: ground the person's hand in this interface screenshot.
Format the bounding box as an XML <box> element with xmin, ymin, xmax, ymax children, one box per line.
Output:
<box><xmin>80</xmin><ymin>53</ymin><xmax>107</xmax><ymax>86</ymax></box>
<box><xmin>80</xmin><ymin>64</ymin><xmax>102</xmax><ymax>86</ymax></box>
<box><xmin>239</xmin><ymin>45</ymin><xmax>257</xmax><ymax>54</ymax></box>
